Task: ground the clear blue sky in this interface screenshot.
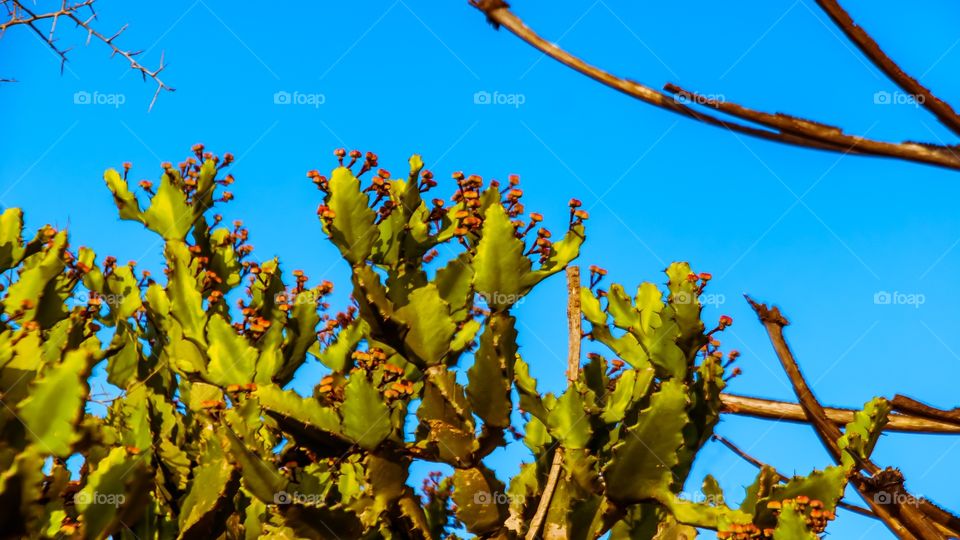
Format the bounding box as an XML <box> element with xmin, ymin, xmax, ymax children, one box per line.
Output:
<box><xmin>3</xmin><ymin>1</ymin><xmax>960</xmax><ymax>537</ymax></box>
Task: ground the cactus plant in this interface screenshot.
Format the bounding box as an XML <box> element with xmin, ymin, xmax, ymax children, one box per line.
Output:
<box><xmin>0</xmin><ymin>146</ymin><xmax>939</xmax><ymax>539</ymax></box>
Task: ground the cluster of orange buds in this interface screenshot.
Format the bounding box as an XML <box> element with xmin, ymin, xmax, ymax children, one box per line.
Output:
<box><xmin>716</xmin><ymin>522</ymin><xmax>772</xmax><ymax>539</ymax></box>
<box><xmin>384</xmin><ymin>378</ymin><xmax>414</xmax><ymax>400</ymax></box>
<box><xmin>353</xmin><ymin>347</ymin><xmax>388</xmax><ymax>370</ymax></box>
<box><xmin>420</xmin><ymin>471</ymin><xmax>449</xmax><ymax>503</ymax></box>
<box><xmin>226</xmin><ymin>383</ymin><xmax>257</xmax><ymax>394</ymax></box>
<box><xmin>524</xmin><ymin>226</ymin><xmax>553</xmax><ymax>263</ymax></box>
<box><xmin>138</xmin><ymin>179</ymin><xmax>155</xmax><ymax>194</ymax></box>
<box><xmin>418</xmin><ymin>169</ymin><xmax>437</xmax><ymax>192</ymax></box>
<box><xmin>208</xmin><ymin>290</ymin><xmax>225</xmax><ymax>305</ymax></box>
<box><xmin>568</xmin><ymin>198</ymin><xmax>589</xmax><ymax>226</ymax></box>
<box><xmin>220</xmin><ymin>152</ymin><xmax>234</xmax><ymax>169</ymax></box>
<box><xmin>589</xmin><ymin>265</ymin><xmax>607</xmax><ymax>289</ymax></box>
<box><xmin>121</xmin><ymin>161</ymin><xmax>133</xmax><ymax>179</ymax></box>
<box><xmin>724</xmin><ymin>349</ymin><xmax>741</xmax><ymax>368</ymax></box>
<box><xmin>766</xmin><ymin>497</ymin><xmax>834</xmax><ymax>534</ymax></box>
<box><xmin>427</xmin><ymin>198</ymin><xmax>447</xmax><ymax>233</ymax></box>
<box><xmin>317</xmin><ymin>204</ymin><xmax>336</xmax><ymax>223</ymax></box>
<box><xmin>200</xmin><ymin>399</ymin><xmax>226</xmax><ymax>410</ymax></box>
<box><xmin>503</xmin><ymin>175</ymin><xmax>525</xmax><ymax>217</ymax></box>
<box><xmin>307</xmin><ymin>169</ymin><xmax>329</xmax><ymax>192</ymax></box>
<box><xmin>102</xmin><ymin>255</ymin><xmax>118</xmax><ymax>274</ymax></box>
<box><xmin>237</xmin><ymin>305</ymin><xmax>272</xmax><ymax>337</ymax></box>
<box><xmin>423</xmin><ymin>248</ymin><xmax>440</xmax><ymax>264</ymax></box>
<box><xmin>317</xmin><ymin>375</ymin><xmax>344</xmax><ymax>402</ymax></box>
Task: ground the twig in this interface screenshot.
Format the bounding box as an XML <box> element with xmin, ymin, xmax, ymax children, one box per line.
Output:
<box><xmin>720</xmin><ymin>393</ymin><xmax>960</xmax><ymax>434</ymax></box>
<box><xmin>891</xmin><ymin>395</ymin><xmax>960</xmax><ymax>426</ymax></box>
<box><xmin>526</xmin><ymin>266</ymin><xmax>582</xmax><ymax>540</ymax></box>
<box><xmin>813</xmin><ymin>0</ymin><xmax>960</xmax><ymax>137</ymax></box>
<box><xmin>711</xmin><ymin>433</ymin><xmax>874</xmax><ymax>519</ymax></box>
<box><xmin>1</xmin><ymin>0</ymin><xmax>174</xmax><ymax>109</ymax></box>
<box><xmin>469</xmin><ymin>1</ymin><xmax>960</xmax><ymax>171</ymax></box>
<box><xmin>746</xmin><ymin>295</ymin><xmax>946</xmax><ymax>540</ymax></box>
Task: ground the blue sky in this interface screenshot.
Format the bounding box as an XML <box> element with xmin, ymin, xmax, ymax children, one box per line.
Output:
<box><xmin>3</xmin><ymin>1</ymin><xmax>960</xmax><ymax>537</ymax></box>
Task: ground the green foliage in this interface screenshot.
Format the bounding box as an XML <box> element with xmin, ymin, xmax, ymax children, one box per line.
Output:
<box><xmin>0</xmin><ymin>146</ymin><xmax>854</xmax><ymax>539</ymax></box>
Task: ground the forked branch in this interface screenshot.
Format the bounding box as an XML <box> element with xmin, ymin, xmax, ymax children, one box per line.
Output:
<box><xmin>470</xmin><ymin>1</ymin><xmax>960</xmax><ymax>171</ymax></box>
<box><xmin>746</xmin><ymin>296</ymin><xmax>953</xmax><ymax>539</ymax></box>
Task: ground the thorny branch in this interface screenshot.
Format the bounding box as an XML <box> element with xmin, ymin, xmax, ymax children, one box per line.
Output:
<box><xmin>469</xmin><ymin>1</ymin><xmax>960</xmax><ymax>171</ymax></box>
<box><xmin>0</xmin><ymin>0</ymin><xmax>174</xmax><ymax>109</ymax></box>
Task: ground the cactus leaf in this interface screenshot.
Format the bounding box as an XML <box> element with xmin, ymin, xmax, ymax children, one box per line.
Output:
<box><xmin>452</xmin><ymin>466</ymin><xmax>509</xmax><ymax>535</ymax></box>
<box><xmin>341</xmin><ymin>374</ymin><xmax>392</xmax><ymax>450</ymax></box>
<box><xmin>325</xmin><ymin>166</ymin><xmax>378</xmax><ymax>264</ymax></box>
<box><xmin>467</xmin><ymin>313</ymin><xmax>516</xmax><ymax>429</ymax></box>
<box><xmin>473</xmin><ymin>204</ymin><xmax>531</xmax><ymax>311</ymax></box>
<box><xmin>17</xmin><ymin>349</ymin><xmax>91</xmax><ymax>456</ymax></box>
<box><xmin>604</xmin><ymin>380</ymin><xmax>689</xmax><ymax>504</ymax></box>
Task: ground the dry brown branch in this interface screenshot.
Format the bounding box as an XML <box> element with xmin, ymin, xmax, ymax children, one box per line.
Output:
<box><xmin>719</xmin><ymin>393</ymin><xmax>960</xmax><ymax>434</ymax></box>
<box><xmin>813</xmin><ymin>0</ymin><xmax>960</xmax><ymax>137</ymax></box>
<box><xmin>1</xmin><ymin>0</ymin><xmax>174</xmax><ymax>109</ymax></box>
<box><xmin>469</xmin><ymin>1</ymin><xmax>960</xmax><ymax>171</ymax></box>
<box><xmin>891</xmin><ymin>395</ymin><xmax>960</xmax><ymax>427</ymax></box>
<box><xmin>526</xmin><ymin>265</ymin><xmax>582</xmax><ymax>540</ymax></box>
<box><xmin>746</xmin><ymin>296</ymin><xmax>950</xmax><ymax>539</ymax></box>
<box><xmin>711</xmin><ymin>433</ymin><xmax>875</xmax><ymax>519</ymax></box>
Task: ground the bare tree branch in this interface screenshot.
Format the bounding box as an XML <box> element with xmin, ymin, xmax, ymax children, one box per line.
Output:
<box><xmin>719</xmin><ymin>393</ymin><xmax>960</xmax><ymax>434</ymax></box>
<box><xmin>746</xmin><ymin>295</ymin><xmax>948</xmax><ymax>540</ymax></box>
<box><xmin>469</xmin><ymin>1</ymin><xmax>960</xmax><ymax>171</ymax></box>
<box><xmin>1</xmin><ymin>0</ymin><xmax>174</xmax><ymax>109</ymax></box>
<box><xmin>814</xmin><ymin>0</ymin><xmax>960</xmax><ymax>137</ymax></box>
<box><xmin>526</xmin><ymin>265</ymin><xmax>582</xmax><ymax>540</ymax></box>
<box><xmin>891</xmin><ymin>395</ymin><xmax>960</xmax><ymax>427</ymax></box>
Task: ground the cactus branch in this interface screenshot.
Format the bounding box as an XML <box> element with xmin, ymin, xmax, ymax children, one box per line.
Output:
<box><xmin>469</xmin><ymin>2</ymin><xmax>960</xmax><ymax>171</ymax></box>
<box><xmin>746</xmin><ymin>295</ymin><xmax>947</xmax><ymax>540</ymax></box>
<box><xmin>525</xmin><ymin>265</ymin><xmax>582</xmax><ymax>540</ymax></box>
<box><xmin>719</xmin><ymin>393</ymin><xmax>960</xmax><ymax>434</ymax></box>
<box><xmin>711</xmin><ymin>433</ymin><xmax>875</xmax><ymax>519</ymax></box>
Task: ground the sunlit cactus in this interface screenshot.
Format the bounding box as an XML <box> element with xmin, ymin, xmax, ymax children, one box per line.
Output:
<box><xmin>0</xmin><ymin>146</ymin><xmax>867</xmax><ymax>539</ymax></box>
